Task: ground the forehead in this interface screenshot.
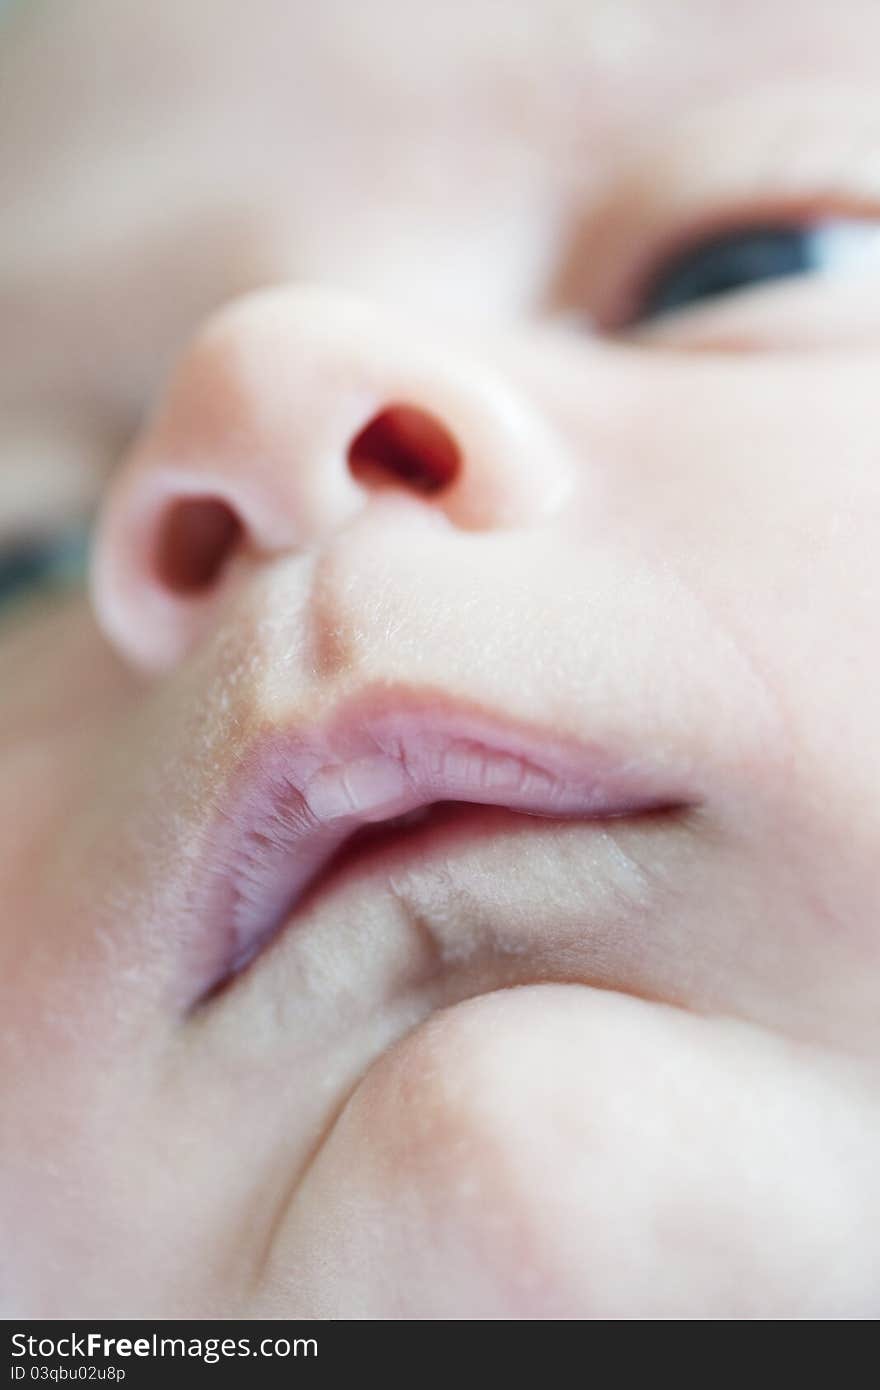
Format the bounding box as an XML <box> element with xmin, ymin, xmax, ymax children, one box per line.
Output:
<box><xmin>3</xmin><ymin>0</ymin><xmax>880</xmax><ymax>400</ymax></box>
<box><xmin>5</xmin><ymin>0</ymin><xmax>878</xmax><ymax>254</ymax></box>
<box><xmin>7</xmin><ymin>0</ymin><xmax>880</xmax><ymax>160</ymax></box>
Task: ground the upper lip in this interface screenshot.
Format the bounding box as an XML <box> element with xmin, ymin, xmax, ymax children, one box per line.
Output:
<box><xmin>196</xmin><ymin>683</ymin><xmax>693</xmax><ymax>995</ymax></box>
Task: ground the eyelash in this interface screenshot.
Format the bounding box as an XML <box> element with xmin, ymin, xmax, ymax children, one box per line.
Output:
<box><xmin>618</xmin><ymin>217</ymin><xmax>879</xmax><ymax>325</ymax></box>
<box><xmin>589</xmin><ymin>190</ymin><xmax>880</xmax><ymax>333</ymax></box>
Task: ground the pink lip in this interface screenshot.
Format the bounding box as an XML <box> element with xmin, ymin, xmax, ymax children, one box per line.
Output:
<box><xmin>196</xmin><ymin>687</ymin><xmax>692</xmax><ymax>997</ymax></box>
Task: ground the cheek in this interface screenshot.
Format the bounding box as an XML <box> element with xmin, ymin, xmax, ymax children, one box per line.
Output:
<box><xmin>0</xmin><ymin>734</ymin><xmax>83</xmax><ymax>999</ymax></box>
<box><xmin>628</xmin><ymin>366</ymin><xmax>880</xmax><ymax>924</ymax></box>
<box><xmin>258</xmin><ymin>984</ymin><xmax>880</xmax><ymax>1319</ymax></box>
<box><xmin>0</xmin><ymin>594</ymin><xmax>140</xmax><ymax>1022</ymax></box>
<box><xmin>725</xmin><ymin>489</ymin><xmax>880</xmax><ymax>925</ymax></box>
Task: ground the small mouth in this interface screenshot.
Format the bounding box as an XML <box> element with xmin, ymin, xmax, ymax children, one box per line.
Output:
<box><xmin>355</xmin><ymin>803</ymin><xmax>439</xmax><ymax>836</ymax></box>
<box><xmin>194</xmin><ymin>689</ymin><xmax>697</xmax><ymax>1002</ymax></box>
<box><xmin>295</xmin><ymin>799</ymin><xmax>493</xmax><ymax>900</ymax></box>
<box><xmin>285</xmin><ymin>796</ymin><xmax>684</xmax><ymax>925</ymax></box>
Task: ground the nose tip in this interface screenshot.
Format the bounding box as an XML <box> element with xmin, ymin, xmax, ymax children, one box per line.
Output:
<box><xmin>90</xmin><ymin>286</ymin><xmax>574</xmax><ymax>673</ymax></box>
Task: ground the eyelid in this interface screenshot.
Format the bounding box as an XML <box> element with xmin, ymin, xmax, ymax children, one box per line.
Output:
<box><xmin>613</xmin><ymin>214</ymin><xmax>880</xmax><ymax>340</ymax></box>
<box><xmin>561</xmin><ymin>83</ymin><xmax>880</xmax><ymax>331</ymax></box>
<box><xmin>625</xmin><ymin>267</ymin><xmax>880</xmax><ymax>355</ymax></box>
<box><xmin>611</xmin><ymin>206</ymin><xmax>880</xmax><ymax>334</ymax></box>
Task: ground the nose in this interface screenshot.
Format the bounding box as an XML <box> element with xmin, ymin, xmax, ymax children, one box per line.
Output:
<box><xmin>90</xmin><ymin>286</ymin><xmax>573</xmax><ymax>672</ymax></box>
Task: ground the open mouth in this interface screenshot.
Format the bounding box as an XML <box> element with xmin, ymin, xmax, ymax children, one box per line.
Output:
<box><xmin>299</xmin><ymin>795</ymin><xmax>667</xmax><ymax>907</ymax></box>
<box><xmin>290</xmin><ymin>799</ymin><xmax>538</xmax><ymax>910</ymax></box>
<box><xmin>195</xmin><ymin>691</ymin><xmax>696</xmax><ymax>1000</ymax></box>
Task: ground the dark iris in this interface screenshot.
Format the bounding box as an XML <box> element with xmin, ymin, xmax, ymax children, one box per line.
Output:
<box><xmin>0</xmin><ymin>524</ymin><xmax>91</xmax><ymax>611</ymax></box>
<box><xmin>637</xmin><ymin>225</ymin><xmax>818</xmax><ymax>321</ymax></box>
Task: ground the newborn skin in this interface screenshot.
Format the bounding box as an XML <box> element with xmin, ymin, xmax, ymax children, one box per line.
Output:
<box><xmin>1</xmin><ymin>0</ymin><xmax>879</xmax><ymax>1317</ymax></box>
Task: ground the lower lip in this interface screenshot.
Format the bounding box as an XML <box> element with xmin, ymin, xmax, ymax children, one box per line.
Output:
<box><xmin>297</xmin><ymin>801</ymin><xmax>496</xmax><ymax>906</ymax></box>
<box><xmin>275</xmin><ymin>799</ymin><xmax>645</xmax><ymax>924</ymax></box>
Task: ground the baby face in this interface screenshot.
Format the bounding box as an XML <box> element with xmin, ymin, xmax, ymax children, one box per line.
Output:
<box><xmin>2</xmin><ymin>0</ymin><xmax>879</xmax><ymax>1317</ymax></box>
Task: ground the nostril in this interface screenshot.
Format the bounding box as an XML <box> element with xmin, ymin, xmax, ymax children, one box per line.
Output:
<box><xmin>155</xmin><ymin>496</ymin><xmax>244</xmax><ymax>594</ymax></box>
<box><xmin>348</xmin><ymin>404</ymin><xmax>461</xmax><ymax>495</ymax></box>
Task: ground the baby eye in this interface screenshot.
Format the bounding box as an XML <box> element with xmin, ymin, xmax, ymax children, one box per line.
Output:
<box><xmin>0</xmin><ymin>523</ymin><xmax>91</xmax><ymax>612</ymax></box>
<box><xmin>631</xmin><ymin>219</ymin><xmax>880</xmax><ymax>325</ymax></box>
